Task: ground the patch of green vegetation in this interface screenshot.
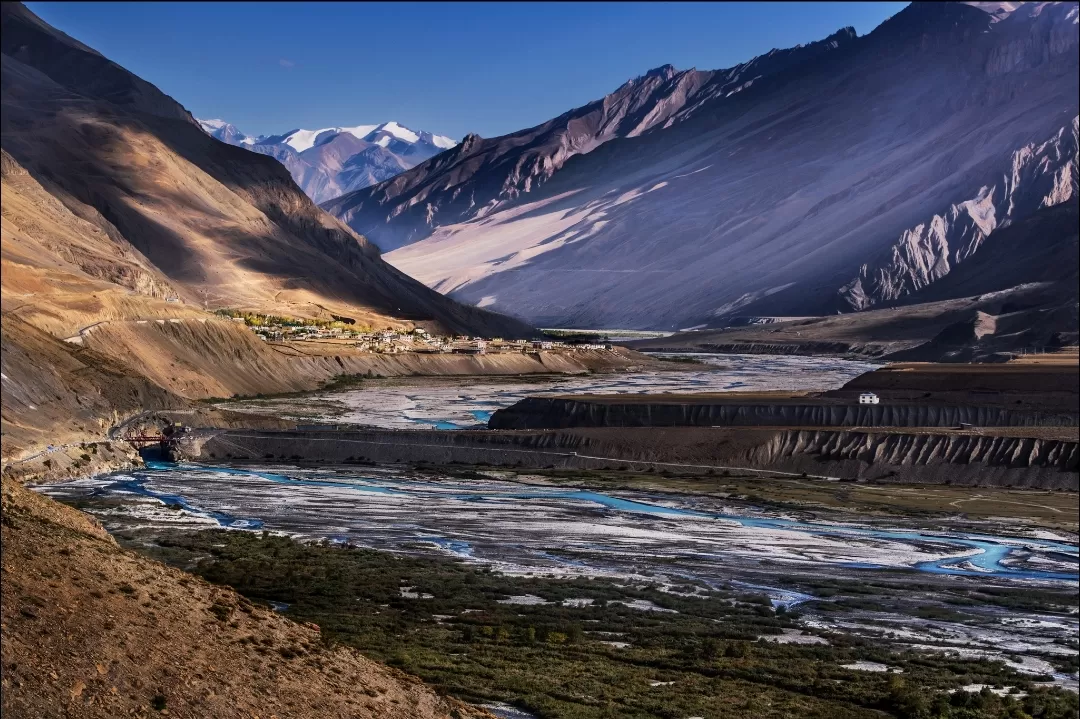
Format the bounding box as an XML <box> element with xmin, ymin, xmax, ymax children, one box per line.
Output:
<box><xmin>960</xmin><ymin>587</ymin><xmax>1080</xmax><ymax>614</ymax></box>
<box><xmin>655</xmin><ymin>355</ymin><xmax>706</xmax><ymax>365</ymax></box>
<box><xmin>122</xmin><ymin>529</ymin><xmax>1079</xmax><ymax>719</ymax></box>
<box><xmin>213</xmin><ymin>308</ymin><xmax>371</xmax><ymax>332</ymax></box>
<box><xmin>319</xmin><ymin>372</ymin><xmax>376</xmax><ymax>392</ymax></box>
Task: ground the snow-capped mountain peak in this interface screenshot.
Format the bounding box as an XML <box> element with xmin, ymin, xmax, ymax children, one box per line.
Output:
<box><xmin>196</xmin><ymin>117</ymin><xmax>459</xmax><ymax>203</ymax></box>
<box><xmin>278</xmin><ymin>122</ymin><xmax>454</xmax><ymax>153</ymax></box>
<box><xmin>197</xmin><ymin>118</ymin><xmax>249</xmax><ymax>145</ymax></box>
<box><xmin>378</xmin><ymin>121</ymin><xmax>419</xmax><ymax>143</ymax></box>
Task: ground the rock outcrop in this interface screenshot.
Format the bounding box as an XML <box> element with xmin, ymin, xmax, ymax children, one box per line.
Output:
<box><xmin>839</xmin><ymin>117</ymin><xmax>1078</xmax><ymax>310</ymax></box>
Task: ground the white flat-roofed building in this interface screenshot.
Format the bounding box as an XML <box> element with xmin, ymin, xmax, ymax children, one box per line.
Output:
<box><xmin>859</xmin><ymin>392</ymin><xmax>880</xmax><ymax>405</ymax></box>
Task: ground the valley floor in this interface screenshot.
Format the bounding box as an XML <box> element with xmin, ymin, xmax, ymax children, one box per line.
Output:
<box><xmin>33</xmin><ymin>462</ymin><xmax>1080</xmax><ymax>719</ymax></box>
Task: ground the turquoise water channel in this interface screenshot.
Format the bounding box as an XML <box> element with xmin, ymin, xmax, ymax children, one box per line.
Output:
<box><xmin>78</xmin><ymin>462</ymin><xmax>1080</xmax><ymax>583</ymax></box>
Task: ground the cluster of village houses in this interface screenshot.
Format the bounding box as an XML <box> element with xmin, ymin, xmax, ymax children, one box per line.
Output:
<box><xmin>239</xmin><ymin>319</ymin><xmax>612</xmax><ymax>355</ymax></box>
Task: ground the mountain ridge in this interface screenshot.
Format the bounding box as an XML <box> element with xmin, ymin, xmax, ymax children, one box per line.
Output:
<box><xmin>324</xmin><ymin>0</ymin><xmax>1078</xmax><ymax>333</ymax></box>
<box><xmin>323</xmin><ymin>23</ymin><xmax>859</xmax><ymax>252</ymax></box>
<box><xmin>1</xmin><ymin>0</ymin><xmax>530</xmax><ymax>399</ymax></box>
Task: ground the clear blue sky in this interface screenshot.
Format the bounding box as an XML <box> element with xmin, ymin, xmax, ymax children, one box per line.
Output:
<box><xmin>26</xmin><ymin>1</ymin><xmax>909</xmax><ymax>140</ymax></box>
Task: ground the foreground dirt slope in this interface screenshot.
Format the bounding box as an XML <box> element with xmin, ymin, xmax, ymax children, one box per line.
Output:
<box><xmin>0</xmin><ymin>476</ymin><xmax>491</xmax><ymax>719</ymax></box>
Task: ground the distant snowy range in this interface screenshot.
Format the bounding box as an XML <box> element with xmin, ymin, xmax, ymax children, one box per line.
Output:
<box><xmin>197</xmin><ymin>118</ymin><xmax>456</xmax><ymax>203</ymax></box>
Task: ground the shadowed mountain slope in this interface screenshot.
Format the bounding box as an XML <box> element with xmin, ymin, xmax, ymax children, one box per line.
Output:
<box><xmin>327</xmin><ymin>2</ymin><xmax>1078</xmax><ymax>331</ymax></box>
<box><xmin>324</xmin><ymin>26</ymin><xmax>858</xmax><ymax>253</ymax></box>
<box><xmin>0</xmin><ymin>2</ymin><xmax>528</xmax><ymax>339</ymax></box>
<box><xmin>627</xmin><ymin>202</ymin><xmax>1079</xmax><ymax>361</ymax></box>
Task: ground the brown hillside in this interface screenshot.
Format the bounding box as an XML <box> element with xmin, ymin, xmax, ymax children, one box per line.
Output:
<box><xmin>0</xmin><ymin>2</ymin><xmax>529</xmax><ymax>338</ymax></box>
<box><xmin>0</xmin><ymin>475</ymin><xmax>492</xmax><ymax>719</ymax></box>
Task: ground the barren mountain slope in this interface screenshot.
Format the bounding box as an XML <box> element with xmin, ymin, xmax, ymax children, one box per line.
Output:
<box><xmin>0</xmin><ymin>2</ymin><xmax>528</xmax><ymax>339</ymax></box>
<box><xmin>0</xmin><ymin>149</ymin><xmax>206</xmax><ymax>337</ymax></box>
<box><xmin>333</xmin><ymin>2</ymin><xmax>1078</xmax><ymax>330</ymax></box>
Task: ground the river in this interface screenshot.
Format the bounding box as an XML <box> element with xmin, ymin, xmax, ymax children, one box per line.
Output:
<box><xmin>220</xmin><ymin>352</ymin><xmax>878</xmax><ymax>429</ymax></box>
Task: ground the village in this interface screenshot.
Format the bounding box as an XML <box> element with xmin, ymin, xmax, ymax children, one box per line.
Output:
<box><xmin>215</xmin><ymin>309</ymin><xmax>614</xmax><ymax>356</ymax></box>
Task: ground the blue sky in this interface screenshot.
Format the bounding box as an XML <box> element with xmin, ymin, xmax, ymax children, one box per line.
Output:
<box><xmin>27</xmin><ymin>1</ymin><xmax>909</xmax><ymax>140</ymax></box>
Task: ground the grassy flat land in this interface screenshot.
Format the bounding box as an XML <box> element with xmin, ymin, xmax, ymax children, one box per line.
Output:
<box><xmin>125</xmin><ymin>528</ymin><xmax>1079</xmax><ymax>719</ymax></box>
<box><xmin>484</xmin><ymin>469</ymin><xmax>1080</xmax><ymax>532</ymax></box>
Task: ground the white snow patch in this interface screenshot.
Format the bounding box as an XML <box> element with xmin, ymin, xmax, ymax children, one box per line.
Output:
<box><xmin>609</xmin><ymin>599</ymin><xmax>677</xmax><ymax>613</ymax></box>
<box><xmin>283</xmin><ymin>128</ymin><xmax>336</xmax><ymax>153</ymax></box>
<box><xmin>562</xmin><ymin>598</ymin><xmax>594</xmax><ymax>608</ymax></box>
<box><xmin>761</xmin><ymin>629</ymin><xmax>830</xmax><ymax>645</ymax></box>
<box><xmin>380</xmin><ymin>121</ymin><xmax>420</xmax><ymax>143</ymax></box>
<box><xmin>841</xmin><ymin>661</ymin><xmax>901</xmax><ymax>673</ymax></box>
<box><xmin>497</xmin><ymin>594</ymin><xmax>550</xmax><ymax>606</ymax></box>
<box><xmin>341</xmin><ymin>124</ymin><xmax>379</xmax><ymax>141</ymax></box>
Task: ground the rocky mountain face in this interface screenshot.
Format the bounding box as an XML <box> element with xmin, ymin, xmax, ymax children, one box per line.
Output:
<box><xmin>198</xmin><ymin>118</ymin><xmax>456</xmax><ymax>203</ymax></box>
<box><xmin>838</xmin><ymin>115</ymin><xmax>1078</xmax><ymax>311</ymax></box>
<box><xmin>326</xmin><ymin>1</ymin><xmax>1078</xmax><ymax>332</ymax></box>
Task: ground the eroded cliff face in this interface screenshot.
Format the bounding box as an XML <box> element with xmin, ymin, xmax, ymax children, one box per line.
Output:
<box><xmin>839</xmin><ymin>116</ymin><xmax>1079</xmax><ymax>310</ymax></box>
<box><xmin>488</xmin><ymin>397</ymin><xmax>1079</xmax><ymax>430</ymax></box>
<box><xmin>745</xmin><ymin>429</ymin><xmax>1078</xmax><ymax>488</ymax></box>
<box><xmin>756</xmin><ymin>427</ymin><xmax>1077</xmax><ymax>468</ymax></box>
<box><xmin>182</xmin><ymin>426</ymin><xmax>1079</xmax><ymax>490</ymax></box>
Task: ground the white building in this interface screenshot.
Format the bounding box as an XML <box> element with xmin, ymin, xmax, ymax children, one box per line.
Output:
<box><xmin>859</xmin><ymin>392</ymin><xmax>880</xmax><ymax>405</ymax></box>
